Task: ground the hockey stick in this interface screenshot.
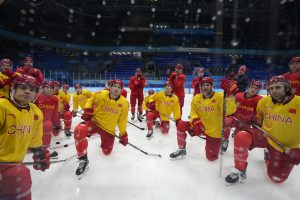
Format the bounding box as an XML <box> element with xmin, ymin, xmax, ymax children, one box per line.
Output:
<box><xmin>128</xmin><ymin>121</ymin><xmax>145</xmax><ymax>130</ymax></box>
<box><xmin>252</xmin><ymin>124</ymin><xmax>289</xmax><ymax>153</ymax></box>
<box><xmin>0</xmin><ymin>154</ymin><xmax>77</xmax><ymax>166</ymax></box>
<box><xmin>115</xmin><ymin>135</ymin><xmax>162</xmax><ymax>157</ymax></box>
<box><xmin>219</xmin><ymin>92</ymin><xmax>227</xmax><ymax>177</ymax></box>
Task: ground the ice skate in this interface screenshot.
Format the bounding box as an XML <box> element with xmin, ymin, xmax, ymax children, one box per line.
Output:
<box><xmin>76</xmin><ymin>155</ymin><xmax>89</xmax><ymax>179</ymax></box>
<box><xmin>225</xmin><ymin>168</ymin><xmax>247</xmax><ymax>185</ymax></box>
<box><xmin>131</xmin><ymin>113</ymin><xmax>135</xmax><ymax>120</ymax></box>
<box><xmin>170</xmin><ymin>148</ymin><xmax>186</xmax><ymax>160</ymax></box>
<box><xmin>48</xmin><ymin>147</ymin><xmax>58</xmax><ymax>159</ymax></box>
<box><xmin>146</xmin><ymin>129</ymin><xmax>153</xmax><ymax>140</ymax></box>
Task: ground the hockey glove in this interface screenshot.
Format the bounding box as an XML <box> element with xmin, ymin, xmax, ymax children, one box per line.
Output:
<box><xmin>220</xmin><ymin>78</ymin><xmax>239</xmax><ymax>95</ymax></box>
<box><xmin>119</xmin><ymin>132</ymin><xmax>128</xmax><ymax>146</ymax></box>
<box><xmin>191</xmin><ymin>118</ymin><xmax>204</xmax><ymax>136</ymax></box>
<box><xmin>0</xmin><ymin>79</ymin><xmax>10</xmax><ymax>88</ymax></box>
<box><xmin>81</xmin><ymin>108</ymin><xmax>94</xmax><ymax>121</ymax></box>
<box><xmin>147</xmin><ymin>102</ymin><xmax>156</xmax><ymax>111</ymax></box>
<box><xmin>171</xmin><ymin>73</ymin><xmax>176</xmax><ymax>80</ymax></box>
<box><xmin>287</xmin><ymin>148</ymin><xmax>300</xmax><ymax>165</ymax></box>
<box><xmin>31</xmin><ymin>148</ymin><xmax>50</xmax><ymax>171</ymax></box>
<box><xmin>72</xmin><ymin>110</ymin><xmax>77</xmax><ymax>118</ymax></box>
<box><xmin>64</xmin><ymin>103</ymin><xmax>70</xmax><ymax>112</ymax></box>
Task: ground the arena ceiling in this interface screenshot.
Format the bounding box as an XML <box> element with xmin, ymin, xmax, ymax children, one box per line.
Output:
<box><xmin>0</xmin><ymin>0</ymin><xmax>299</xmax><ymax>50</ymax></box>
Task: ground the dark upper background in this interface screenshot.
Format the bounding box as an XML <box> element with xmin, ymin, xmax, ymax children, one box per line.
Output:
<box><xmin>0</xmin><ymin>0</ymin><xmax>299</xmax><ymax>50</ymax></box>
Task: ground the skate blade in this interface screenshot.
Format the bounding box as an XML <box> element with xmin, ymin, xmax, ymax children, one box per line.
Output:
<box><xmin>77</xmin><ymin>166</ymin><xmax>89</xmax><ymax>180</ymax></box>
<box><xmin>50</xmin><ymin>156</ymin><xmax>59</xmax><ymax>160</ymax></box>
<box><xmin>225</xmin><ymin>179</ymin><xmax>246</xmax><ymax>186</ymax></box>
<box><xmin>170</xmin><ymin>156</ymin><xmax>186</xmax><ymax>161</ymax></box>
<box><xmin>146</xmin><ymin>135</ymin><xmax>153</xmax><ymax>140</ymax></box>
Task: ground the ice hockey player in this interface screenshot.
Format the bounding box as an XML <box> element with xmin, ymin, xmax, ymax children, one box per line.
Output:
<box><xmin>170</xmin><ymin>77</ymin><xmax>236</xmax><ymax>160</ymax></box>
<box><xmin>168</xmin><ymin>63</ymin><xmax>186</xmax><ymax>116</ymax></box>
<box><xmin>0</xmin><ymin>58</ymin><xmax>18</xmax><ymax>98</ymax></box>
<box><xmin>191</xmin><ymin>67</ymin><xmax>205</xmax><ymax>96</ymax></box>
<box><xmin>142</xmin><ymin>89</ymin><xmax>157</xmax><ymax>139</ymax></box>
<box><xmin>61</xmin><ymin>84</ymin><xmax>73</xmax><ymax>137</ymax></box>
<box><xmin>72</xmin><ymin>84</ymin><xmax>93</xmax><ymax>119</ymax></box>
<box><xmin>0</xmin><ymin>75</ymin><xmax>50</xmax><ymax>199</ymax></box>
<box><xmin>223</xmin><ymin>80</ymin><xmax>263</xmax><ymax>150</ymax></box>
<box><xmin>73</xmin><ymin>79</ymin><xmax>129</xmax><ymax>176</ymax></box>
<box><xmin>34</xmin><ymin>81</ymin><xmax>60</xmax><ymax>158</ymax></box>
<box><xmin>16</xmin><ymin>56</ymin><xmax>44</xmax><ymax>84</ymax></box>
<box><xmin>234</xmin><ymin>65</ymin><xmax>249</xmax><ymax>92</ymax></box>
<box><xmin>151</xmin><ymin>81</ymin><xmax>181</xmax><ymax>137</ymax></box>
<box><xmin>129</xmin><ymin>68</ymin><xmax>146</xmax><ymax>121</ymax></box>
<box><xmin>283</xmin><ymin>56</ymin><xmax>300</xmax><ymax>95</ymax></box>
<box><xmin>225</xmin><ymin>76</ymin><xmax>300</xmax><ymax>185</ymax></box>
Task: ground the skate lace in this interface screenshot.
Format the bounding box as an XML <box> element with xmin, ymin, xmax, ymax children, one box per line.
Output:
<box><xmin>78</xmin><ymin>159</ymin><xmax>86</xmax><ymax>169</ymax></box>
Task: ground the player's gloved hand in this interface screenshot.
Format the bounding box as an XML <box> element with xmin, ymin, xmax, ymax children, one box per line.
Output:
<box><xmin>251</xmin><ymin>115</ymin><xmax>262</xmax><ymax>126</ymax></box>
<box><xmin>72</xmin><ymin>110</ymin><xmax>77</xmax><ymax>118</ymax></box>
<box><xmin>171</xmin><ymin>72</ymin><xmax>176</xmax><ymax>80</ymax></box>
<box><xmin>31</xmin><ymin>148</ymin><xmax>50</xmax><ymax>171</ymax></box>
<box><xmin>64</xmin><ymin>103</ymin><xmax>70</xmax><ymax>112</ymax></box>
<box><xmin>119</xmin><ymin>132</ymin><xmax>128</xmax><ymax>146</ymax></box>
<box><xmin>0</xmin><ymin>79</ymin><xmax>10</xmax><ymax>88</ymax></box>
<box><xmin>287</xmin><ymin>148</ymin><xmax>300</xmax><ymax>165</ymax></box>
<box><xmin>191</xmin><ymin>118</ymin><xmax>204</xmax><ymax>136</ymax></box>
<box><xmin>220</xmin><ymin>78</ymin><xmax>239</xmax><ymax>95</ymax></box>
<box><xmin>147</xmin><ymin>102</ymin><xmax>156</xmax><ymax>111</ymax></box>
<box><xmin>81</xmin><ymin>108</ymin><xmax>94</xmax><ymax>121</ymax></box>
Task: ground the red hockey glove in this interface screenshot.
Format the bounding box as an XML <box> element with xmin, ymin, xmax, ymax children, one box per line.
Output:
<box><xmin>220</xmin><ymin>78</ymin><xmax>239</xmax><ymax>95</ymax></box>
<box><xmin>171</xmin><ymin>73</ymin><xmax>176</xmax><ymax>80</ymax></box>
<box><xmin>64</xmin><ymin>103</ymin><xmax>70</xmax><ymax>112</ymax></box>
<box><xmin>251</xmin><ymin>116</ymin><xmax>262</xmax><ymax>126</ymax></box>
<box><xmin>287</xmin><ymin>148</ymin><xmax>300</xmax><ymax>165</ymax></box>
<box><xmin>72</xmin><ymin>110</ymin><xmax>77</xmax><ymax>118</ymax></box>
<box><xmin>31</xmin><ymin>148</ymin><xmax>50</xmax><ymax>171</ymax></box>
<box><xmin>0</xmin><ymin>79</ymin><xmax>10</xmax><ymax>88</ymax></box>
<box><xmin>2</xmin><ymin>68</ymin><xmax>16</xmax><ymax>78</ymax></box>
<box><xmin>147</xmin><ymin>102</ymin><xmax>156</xmax><ymax>111</ymax></box>
<box><xmin>191</xmin><ymin>118</ymin><xmax>204</xmax><ymax>136</ymax></box>
<box><xmin>81</xmin><ymin>108</ymin><xmax>94</xmax><ymax>121</ymax></box>
<box><xmin>119</xmin><ymin>132</ymin><xmax>128</xmax><ymax>146</ymax></box>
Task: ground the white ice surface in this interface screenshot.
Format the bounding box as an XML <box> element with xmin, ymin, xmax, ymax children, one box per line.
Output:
<box><xmin>26</xmin><ymin>94</ymin><xmax>299</xmax><ymax>200</ymax></box>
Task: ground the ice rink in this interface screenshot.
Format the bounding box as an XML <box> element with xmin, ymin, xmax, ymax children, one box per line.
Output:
<box><xmin>26</xmin><ymin>93</ymin><xmax>300</xmax><ymax>200</ymax></box>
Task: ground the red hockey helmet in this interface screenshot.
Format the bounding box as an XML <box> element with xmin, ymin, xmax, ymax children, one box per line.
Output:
<box><xmin>238</xmin><ymin>65</ymin><xmax>247</xmax><ymax>73</ymax></box>
<box><xmin>290</xmin><ymin>56</ymin><xmax>300</xmax><ymax>64</ymax></box>
<box><xmin>74</xmin><ymin>83</ymin><xmax>82</xmax><ymax>89</ymax></box>
<box><xmin>62</xmin><ymin>84</ymin><xmax>69</xmax><ymax>90</ymax></box>
<box><xmin>1</xmin><ymin>58</ymin><xmax>13</xmax><ymax>66</ymax></box>
<box><xmin>107</xmin><ymin>80</ymin><xmax>114</xmax><ymax>87</ymax></box>
<box><xmin>135</xmin><ymin>68</ymin><xmax>142</xmax><ymax>73</ymax></box>
<box><xmin>23</xmin><ymin>56</ymin><xmax>33</xmax><ymax>63</ymax></box>
<box><xmin>268</xmin><ymin>76</ymin><xmax>290</xmax><ymax>86</ymax></box>
<box><xmin>249</xmin><ymin>80</ymin><xmax>261</xmax><ymax>89</ymax></box>
<box><xmin>112</xmin><ymin>79</ymin><xmax>124</xmax><ymax>89</ymax></box>
<box><xmin>198</xmin><ymin>67</ymin><xmax>204</xmax><ymax>73</ymax></box>
<box><xmin>11</xmin><ymin>75</ymin><xmax>40</xmax><ymax>91</ymax></box>
<box><xmin>148</xmin><ymin>89</ymin><xmax>154</xmax><ymax>95</ymax></box>
<box><xmin>201</xmin><ymin>77</ymin><xmax>214</xmax><ymax>85</ymax></box>
<box><xmin>42</xmin><ymin>81</ymin><xmax>53</xmax><ymax>88</ymax></box>
<box><xmin>53</xmin><ymin>81</ymin><xmax>62</xmax><ymax>88</ymax></box>
<box><xmin>164</xmin><ymin>81</ymin><xmax>173</xmax><ymax>88</ymax></box>
<box><xmin>175</xmin><ymin>64</ymin><xmax>183</xmax><ymax>70</ymax></box>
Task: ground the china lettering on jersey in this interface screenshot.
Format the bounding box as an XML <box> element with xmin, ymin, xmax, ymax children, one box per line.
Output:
<box><xmin>100</xmin><ymin>105</ymin><xmax>119</xmax><ymax>114</ymax></box>
<box><xmin>264</xmin><ymin>113</ymin><xmax>292</xmax><ymax>124</ymax></box>
<box><xmin>38</xmin><ymin>104</ymin><xmax>55</xmax><ymax>109</ymax></box>
<box><xmin>8</xmin><ymin>124</ymin><xmax>31</xmax><ymax>134</ymax></box>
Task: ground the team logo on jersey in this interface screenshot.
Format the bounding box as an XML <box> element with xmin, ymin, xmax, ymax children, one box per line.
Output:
<box><xmin>118</xmin><ymin>104</ymin><xmax>122</xmax><ymax>108</ymax></box>
<box><xmin>34</xmin><ymin>115</ymin><xmax>39</xmax><ymax>120</ymax></box>
<box><xmin>212</xmin><ymin>99</ymin><xmax>215</xmax><ymax>103</ymax></box>
<box><xmin>8</xmin><ymin>125</ymin><xmax>31</xmax><ymax>135</ymax></box>
<box><xmin>289</xmin><ymin>108</ymin><xmax>296</xmax><ymax>114</ymax></box>
<box><xmin>101</xmin><ymin>105</ymin><xmax>118</xmax><ymax>114</ymax></box>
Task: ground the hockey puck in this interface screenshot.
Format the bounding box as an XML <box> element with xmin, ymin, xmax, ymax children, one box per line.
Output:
<box><xmin>64</xmin><ymin>144</ymin><xmax>68</xmax><ymax>147</ymax></box>
<box><xmin>56</xmin><ymin>141</ymin><xmax>60</xmax><ymax>145</ymax></box>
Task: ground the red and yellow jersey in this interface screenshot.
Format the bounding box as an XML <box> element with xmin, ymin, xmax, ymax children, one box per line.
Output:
<box><xmin>283</xmin><ymin>71</ymin><xmax>300</xmax><ymax>95</ymax></box>
<box><xmin>190</xmin><ymin>92</ymin><xmax>236</xmax><ymax>138</ymax></box>
<box><xmin>85</xmin><ymin>90</ymin><xmax>129</xmax><ymax>136</ymax></box>
<box><xmin>0</xmin><ymin>98</ymin><xmax>43</xmax><ymax>162</ymax></box>
<box><xmin>234</xmin><ymin>92</ymin><xmax>263</xmax><ymax>123</ymax></box>
<box><xmin>0</xmin><ymin>72</ymin><xmax>10</xmax><ymax>98</ymax></box>
<box><xmin>256</xmin><ymin>95</ymin><xmax>300</xmax><ymax>152</ymax></box>
<box><xmin>142</xmin><ymin>94</ymin><xmax>155</xmax><ymax>111</ymax></box>
<box><xmin>63</xmin><ymin>91</ymin><xmax>71</xmax><ymax>104</ymax></box>
<box><xmin>73</xmin><ymin>90</ymin><xmax>93</xmax><ymax>111</ymax></box>
<box><xmin>153</xmin><ymin>91</ymin><xmax>180</xmax><ymax>121</ymax></box>
<box><xmin>35</xmin><ymin>94</ymin><xmax>59</xmax><ymax>125</ymax></box>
